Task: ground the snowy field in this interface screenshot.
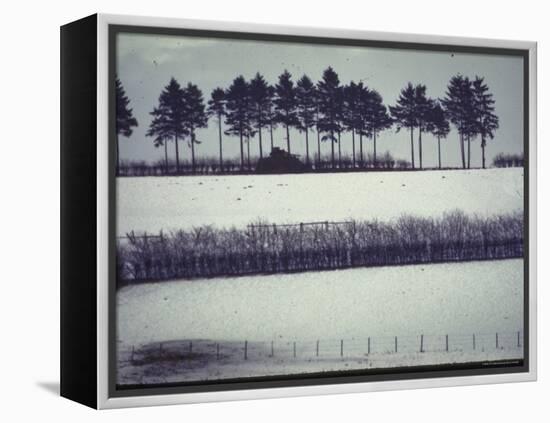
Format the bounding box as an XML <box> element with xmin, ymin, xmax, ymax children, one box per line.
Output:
<box><xmin>117</xmin><ymin>259</ymin><xmax>524</xmax><ymax>383</ymax></box>
<box><xmin>116</xmin><ymin>168</ymin><xmax>524</xmax><ymax>383</ymax></box>
<box><xmin>116</xmin><ymin>168</ymin><xmax>523</xmax><ymax>235</ymax></box>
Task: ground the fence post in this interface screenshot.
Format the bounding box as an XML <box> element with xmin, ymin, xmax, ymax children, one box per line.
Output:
<box><xmin>271</xmin><ymin>341</ymin><xmax>274</xmax><ymax>357</ymax></box>
<box><xmin>395</xmin><ymin>336</ymin><xmax>398</xmax><ymax>353</ymax></box>
<box><xmin>293</xmin><ymin>342</ymin><xmax>296</xmax><ymax>358</ymax></box>
<box><xmin>316</xmin><ymin>340</ymin><xmax>319</xmax><ymax>357</ymax></box>
<box><xmin>420</xmin><ymin>334</ymin><xmax>424</xmax><ymax>353</ymax></box>
<box><xmin>517</xmin><ymin>331</ymin><xmax>521</xmax><ymax>348</ymax></box>
<box><xmin>496</xmin><ymin>333</ymin><xmax>499</xmax><ymax>349</ymax></box>
<box><xmin>244</xmin><ymin>340</ymin><xmax>248</xmax><ymax>360</ymax></box>
<box><xmin>340</xmin><ymin>339</ymin><xmax>344</xmax><ymax>357</ymax></box>
<box><xmin>368</xmin><ymin>337</ymin><xmax>371</xmax><ymax>355</ymax></box>
<box><xmin>473</xmin><ymin>334</ymin><xmax>476</xmax><ymax>350</ymax></box>
<box><xmin>445</xmin><ymin>334</ymin><xmax>449</xmax><ymax>352</ymax></box>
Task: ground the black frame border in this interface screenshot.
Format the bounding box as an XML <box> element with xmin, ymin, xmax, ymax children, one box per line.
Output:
<box><xmin>107</xmin><ymin>23</ymin><xmax>530</xmax><ymax>399</ymax></box>
<box><xmin>60</xmin><ymin>14</ymin><xmax>98</xmax><ymax>409</ymax></box>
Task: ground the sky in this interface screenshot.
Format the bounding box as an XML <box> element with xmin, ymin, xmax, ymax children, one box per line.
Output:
<box><xmin>116</xmin><ymin>32</ymin><xmax>524</xmax><ymax>168</ymax></box>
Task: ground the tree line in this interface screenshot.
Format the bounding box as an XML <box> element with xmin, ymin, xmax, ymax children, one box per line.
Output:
<box><xmin>117</xmin><ymin>150</ymin><xmax>410</xmax><ymax>177</ymax></box>
<box><xmin>116</xmin><ymin>67</ymin><xmax>501</xmax><ymax>174</ymax></box>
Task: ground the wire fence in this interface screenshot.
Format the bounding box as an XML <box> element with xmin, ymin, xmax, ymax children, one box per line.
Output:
<box><xmin>126</xmin><ymin>330</ymin><xmax>524</xmax><ymax>365</ymax></box>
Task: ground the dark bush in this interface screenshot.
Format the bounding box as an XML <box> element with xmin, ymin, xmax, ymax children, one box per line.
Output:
<box><xmin>493</xmin><ymin>153</ymin><xmax>524</xmax><ymax>168</ymax></box>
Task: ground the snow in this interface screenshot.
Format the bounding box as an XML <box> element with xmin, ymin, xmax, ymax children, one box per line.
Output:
<box><xmin>116</xmin><ymin>168</ymin><xmax>523</xmax><ymax>235</ymax></box>
<box><xmin>115</xmin><ymin>168</ymin><xmax>525</xmax><ymax>383</ymax></box>
<box><xmin>116</xmin><ymin>259</ymin><xmax>523</xmax><ymax>384</ymax></box>
<box><xmin>117</xmin><ymin>259</ymin><xmax>523</xmax><ymax>382</ymax></box>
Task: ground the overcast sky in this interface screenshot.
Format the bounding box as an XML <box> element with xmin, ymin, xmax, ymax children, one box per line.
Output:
<box><xmin>116</xmin><ymin>32</ymin><xmax>524</xmax><ymax>168</ymax></box>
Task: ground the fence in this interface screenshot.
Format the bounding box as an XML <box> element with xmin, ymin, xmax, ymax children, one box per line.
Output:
<box><xmin>126</xmin><ymin>330</ymin><xmax>524</xmax><ymax>366</ymax></box>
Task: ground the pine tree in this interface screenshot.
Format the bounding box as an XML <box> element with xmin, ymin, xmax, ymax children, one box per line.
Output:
<box><xmin>427</xmin><ymin>100</ymin><xmax>450</xmax><ymax>169</ymax></box>
<box><xmin>266</xmin><ymin>85</ymin><xmax>277</xmax><ymax>152</ymax></box>
<box><xmin>149</xmin><ymin>77</ymin><xmax>186</xmax><ymax>173</ymax></box>
<box><xmin>295</xmin><ymin>75</ymin><xmax>316</xmax><ymax>165</ymax></box>
<box><xmin>314</xmin><ymin>88</ymin><xmax>323</xmax><ymax>166</ymax></box>
<box><xmin>413</xmin><ymin>84</ymin><xmax>432</xmax><ymax>170</ymax></box>
<box><xmin>115</xmin><ymin>77</ymin><xmax>138</xmax><ymax>174</ymax></box>
<box><xmin>274</xmin><ymin>70</ymin><xmax>299</xmax><ymax>154</ymax></box>
<box><xmin>365</xmin><ymin>89</ymin><xmax>393</xmax><ymax>167</ymax></box>
<box><xmin>441</xmin><ymin>75</ymin><xmax>476</xmax><ymax>169</ymax></box>
<box><xmin>224</xmin><ymin>76</ymin><xmax>252</xmax><ymax>170</ymax></box>
<box><xmin>356</xmin><ymin>82</ymin><xmax>371</xmax><ymax>166</ymax></box>
<box><xmin>207</xmin><ymin>87</ymin><xmax>226</xmax><ymax>172</ymax></box>
<box><xmin>249</xmin><ymin>73</ymin><xmax>271</xmax><ymax>159</ymax></box>
<box><xmin>182</xmin><ymin>83</ymin><xmax>207</xmax><ymax>174</ymax></box>
<box><xmin>472</xmin><ymin>76</ymin><xmax>499</xmax><ymax>169</ymax></box>
<box><xmin>317</xmin><ymin>67</ymin><xmax>342</xmax><ymax>168</ymax></box>
<box><xmin>390</xmin><ymin>83</ymin><xmax>418</xmax><ymax>169</ymax></box>
<box><xmin>335</xmin><ymin>86</ymin><xmax>345</xmax><ymax>168</ymax></box>
<box><xmin>344</xmin><ymin>82</ymin><xmax>361</xmax><ymax>167</ymax></box>
<box><xmin>147</xmin><ymin>106</ymin><xmax>171</xmax><ymax>172</ymax></box>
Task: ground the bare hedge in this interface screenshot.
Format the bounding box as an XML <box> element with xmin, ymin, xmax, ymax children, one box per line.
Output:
<box><xmin>117</xmin><ymin>210</ymin><xmax>523</xmax><ymax>284</ymax></box>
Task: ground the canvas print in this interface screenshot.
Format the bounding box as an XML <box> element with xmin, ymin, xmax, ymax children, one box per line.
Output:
<box><xmin>113</xmin><ymin>30</ymin><xmax>525</xmax><ymax>388</ymax></box>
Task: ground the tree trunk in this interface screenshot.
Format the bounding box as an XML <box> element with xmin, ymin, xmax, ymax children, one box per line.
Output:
<box><xmin>373</xmin><ymin>131</ymin><xmax>377</xmax><ymax>167</ymax></box>
<box><xmin>247</xmin><ymin>136</ymin><xmax>251</xmax><ymax>171</ymax></box>
<box><xmin>239</xmin><ymin>129</ymin><xmax>244</xmax><ymax>171</ymax></box>
<box><xmin>481</xmin><ymin>136</ymin><xmax>486</xmax><ymax>169</ymax></box>
<box><xmin>459</xmin><ymin>132</ymin><xmax>465</xmax><ymax>169</ymax></box>
<box><xmin>438</xmin><ymin>136</ymin><xmax>441</xmax><ymax>169</ymax></box>
<box><xmin>351</xmin><ymin>129</ymin><xmax>356</xmax><ymax>168</ymax></box>
<box><xmin>191</xmin><ymin>129</ymin><xmax>196</xmax><ymax>174</ymax></box>
<box><xmin>174</xmin><ymin>134</ymin><xmax>180</xmax><ymax>174</ymax></box>
<box><xmin>218</xmin><ymin>115</ymin><xmax>223</xmax><ymax>172</ymax></box>
<box><xmin>305</xmin><ymin>129</ymin><xmax>310</xmax><ymax>165</ymax></box>
<box><xmin>467</xmin><ymin>134</ymin><xmax>471</xmax><ymax>169</ymax></box>
<box><xmin>331</xmin><ymin>130</ymin><xmax>335</xmax><ymax>169</ymax></box>
<box><xmin>270</xmin><ymin>122</ymin><xmax>274</xmax><ymax>152</ymax></box>
<box><xmin>360</xmin><ymin>132</ymin><xmax>364</xmax><ymax>167</ymax></box>
<box><xmin>286</xmin><ymin>123</ymin><xmax>291</xmax><ymax>154</ymax></box>
<box><xmin>337</xmin><ymin>130</ymin><xmax>342</xmax><ymax>168</ymax></box>
<box><xmin>418</xmin><ymin>127</ymin><xmax>423</xmax><ymax>169</ymax></box>
<box><xmin>116</xmin><ymin>135</ymin><xmax>120</xmax><ymax>176</ymax></box>
<box><xmin>258</xmin><ymin>126</ymin><xmax>263</xmax><ymax>159</ymax></box>
<box><xmin>164</xmin><ymin>140</ymin><xmax>169</xmax><ymax>174</ymax></box>
<box><xmin>410</xmin><ymin>126</ymin><xmax>415</xmax><ymax>169</ymax></box>
<box><xmin>317</xmin><ymin>127</ymin><xmax>321</xmax><ymax>167</ymax></box>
